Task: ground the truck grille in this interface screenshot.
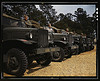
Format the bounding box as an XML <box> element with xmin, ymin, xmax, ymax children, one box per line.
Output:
<box><xmin>68</xmin><ymin>33</ymin><xmax>73</xmax><ymax>46</ymax></box>
<box><xmin>37</xmin><ymin>29</ymin><xmax>48</xmax><ymax>47</ymax></box>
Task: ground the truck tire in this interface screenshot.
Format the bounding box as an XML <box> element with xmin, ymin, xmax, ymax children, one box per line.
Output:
<box><xmin>90</xmin><ymin>45</ymin><xmax>94</xmax><ymax>50</ymax></box>
<box><xmin>79</xmin><ymin>45</ymin><xmax>83</xmax><ymax>53</ymax></box>
<box><xmin>72</xmin><ymin>48</ymin><xmax>79</xmax><ymax>55</ymax></box>
<box><xmin>52</xmin><ymin>48</ymin><xmax>65</xmax><ymax>62</ymax></box>
<box><xmin>5</xmin><ymin>48</ymin><xmax>28</xmax><ymax>76</ymax></box>
<box><xmin>91</xmin><ymin>46</ymin><xmax>94</xmax><ymax>50</ymax></box>
<box><xmin>36</xmin><ymin>53</ymin><xmax>52</xmax><ymax>66</ymax></box>
<box><xmin>76</xmin><ymin>48</ymin><xmax>79</xmax><ymax>55</ymax></box>
<box><xmin>87</xmin><ymin>46</ymin><xmax>90</xmax><ymax>51</ymax></box>
<box><xmin>82</xmin><ymin>46</ymin><xmax>86</xmax><ymax>52</ymax></box>
<box><xmin>64</xmin><ymin>47</ymin><xmax>72</xmax><ymax>58</ymax></box>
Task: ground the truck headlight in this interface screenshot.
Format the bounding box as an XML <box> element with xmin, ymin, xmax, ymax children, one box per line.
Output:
<box><xmin>48</xmin><ymin>35</ymin><xmax>50</xmax><ymax>40</ymax></box>
<box><xmin>63</xmin><ymin>37</ymin><xmax>66</xmax><ymax>40</ymax></box>
<box><xmin>72</xmin><ymin>38</ymin><xmax>74</xmax><ymax>44</ymax></box>
<box><xmin>61</xmin><ymin>37</ymin><xmax>66</xmax><ymax>41</ymax></box>
<box><xmin>30</xmin><ymin>33</ymin><xmax>32</xmax><ymax>39</ymax></box>
<box><xmin>77</xmin><ymin>38</ymin><xmax>79</xmax><ymax>40</ymax></box>
<box><xmin>25</xmin><ymin>33</ymin><xmax>33</xmax><ymax>39</ymax></box>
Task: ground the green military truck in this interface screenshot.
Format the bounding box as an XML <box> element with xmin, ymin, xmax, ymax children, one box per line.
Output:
<box><xmin>85</xmin><ymin>37</ymin><xmax>94</xmax><ymax>51</ymax></box>
<box><xmin>72</xmin><ymin>34</ymin><xmax>86</xmax><ymax>53</ymax></box>
<box><xmin>2</xmin><ymin>14</ymin><xmax>60</xmax><ymax>76</ymax></box>
<box><xmin>44</xmin><ymin>26</ymin><xmax>79</xmax><ymax>62</ymax></box>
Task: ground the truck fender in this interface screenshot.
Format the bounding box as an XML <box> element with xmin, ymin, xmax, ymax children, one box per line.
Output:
<box><xmin>2</xmin><ymin>39</ymin><xmax>37</xmax><ymax>45</ymax></box>
<box><xmin>54</xmin><ymin>40</ymin><xmax>67</xmax><ymax>48</ymax></box>
<box><xmin>2</xmin><ymin>39</ymin><xmax>37</xmax><ymax>55</ymax></box>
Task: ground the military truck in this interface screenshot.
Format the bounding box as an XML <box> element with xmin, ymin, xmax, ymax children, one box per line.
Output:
<box><xmin>22</xmin><ymin>16</ymin><xmax>64</xmax><ymax>62</ymax></box>
<box><xmin>44</xmin><ymin>26</ymin><xmax>79</xmax><ymax>62</ymax></box>
<box><xmin>2</xmin><ymin>14</ymin><xmax>60</xmax><ymax>76</ymax></box>
<box><xmin>81</xmin><ymin>36</ymin><xmax>88</xmax><ymax>52</ymax></box>
<box><xmin>86</xmin><ymin>37</ymin><xmax>94</xmax><ymax>51</ymax></box>
<box><xmin>72</xmin><ymin>34</ymin><xmax>87</xmax><ymax>53</ymax></box>
<box><xmin>87</xmin><ymin>33</ymin><xmax>95</xmax><ymax>50</ymax></box>
<box><xmin>81</xmin><ymin>35</ymin><xmax>94</xmax><ymax>51</ymax></box>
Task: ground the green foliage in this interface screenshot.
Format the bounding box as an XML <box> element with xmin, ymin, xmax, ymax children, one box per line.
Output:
<box><xmin>39</xmin><ymin>5</ymin><xmax>58</xmax><ymax>24</ymax></box>
<box><xmin>2</xmin><ymin>4</ymin><xmax>96</xmax><ymax>35</ymax></box>
<box><xmin>74</xmin><ymin>8</ymin><xmax>96</xmax><ymax>35</ymax></box>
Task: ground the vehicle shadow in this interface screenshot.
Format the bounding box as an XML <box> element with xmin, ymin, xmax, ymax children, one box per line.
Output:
<box><xmin>26</xmin><ymin>62</ymin><xmax>49</xmax><ymax>74</ymax></box>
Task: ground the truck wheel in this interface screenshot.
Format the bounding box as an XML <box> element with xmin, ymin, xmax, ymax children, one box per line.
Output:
<box><xmin>79</xmin><ymin>45</ymin><xmax>83</xmax><ymax>53</ymax></box>
<box><xmin>83</xmin><ymin>47</ymin><xmax>87</xmax><ymax>52</ymax></box>
<box><xmin>36</xmin><ymin>53</ymin><xmax>52</xmax><ymax>66</ymax></box>
<box><xmin>72</xmin><ymin>48</ymin><xmax>79</xmax><ymax>55</ymax></box>
<box><xmin>90</xmin><ymin>45</ymin><xmax>94</xmax><ymax>50</ymax></box>
<box><xmin>64</xmin><ymin>47</ymin><xmax>72</xmax><ymax>58</ymax></box>
<box><xmin>87</xmin><ymin>46</ymin><xmax>90</xmax><ymax>51</ymax></box>
<box><xmin>52</xmin><ymin>48</ymin><xmax>65</xmax><ymax>62</ymax></box>
<box><xmin>5</xmin><ymin>48</ymin><xmax>28</xmax><ymax>76</ymax></box>
<box><xmin>82</xmin><ymin>46</ymin><xmax>86</xmax><ymax>52</ymax></box>
<box><xmin>91</xmin><ymin>46</ymin><xmax>94</xmax><ymax>50</ymax></box>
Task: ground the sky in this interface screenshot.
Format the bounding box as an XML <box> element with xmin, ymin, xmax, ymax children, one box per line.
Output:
<box><xmin>36</xmin><ymin>5</ymin><xmax>96</xmax><ymax>17</ymax></box>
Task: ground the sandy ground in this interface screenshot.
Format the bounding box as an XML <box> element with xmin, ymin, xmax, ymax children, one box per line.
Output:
<box><xmin>3</xmin><ymin>45</ymin><xmax>96</xmax><ymax>77</ymax></box>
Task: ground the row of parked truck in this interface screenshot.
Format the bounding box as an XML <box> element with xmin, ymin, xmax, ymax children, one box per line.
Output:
<box><xmin>2</xmin><ymin>13</ymin><xmax>95</xmax><ymax>76</ymax></box>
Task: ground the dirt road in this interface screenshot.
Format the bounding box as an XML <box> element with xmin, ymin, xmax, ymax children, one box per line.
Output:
<box><xmin>4</xmin><ymin>45</ymin><xmax>96</xmax><ymax>77</ymax></box>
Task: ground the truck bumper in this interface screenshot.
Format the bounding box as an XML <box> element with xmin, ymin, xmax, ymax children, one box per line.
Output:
<box><xmin>88</xmin><ymin>44</ymin><xmax>91</xmax><ymax>46</ymax></box>
<box><xmin>71</xmin><ymin>45</ymin><xmax>79</xmax><ymax>50</ymax></box>
<box><xmin>36</xmin><ymin>47</ymin><xmax>60</xmax><ymax>54</ymax></box>
<box><xmin>83</xmin><ymin>44</ymin><xmax>87</xmax><ymax>47</ymax></box>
